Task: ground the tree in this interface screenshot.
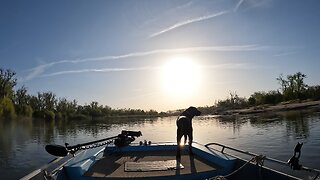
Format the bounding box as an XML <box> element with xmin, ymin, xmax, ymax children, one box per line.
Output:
<box><xmin>249</xmin><ymin>92</ymin><xmax>266</xmax><ymax>105</ymax></box>
<box><xmin>305</xmin><ymin>85</ymin><xmax>320</xmax><ymax>100</ymax></box>
<box><xmin>101</xmin><ymin>105</ymin><xmax>112</xmax><ymax>116</ymax></box>
<box><xmin>292</xmin><ymin>72</ymin><xmax>307</xmax><ymax>99</ymax></box>
<box><xmin>276</xmin><ymin>74</ymin><xmax>289</xmax><ymax>94</ymax></box>
<box><xmin>215</xmin><ymin>91</ymin><xmax>249</xmax><ymax>110</ymax></box>
<box><xmin>56</xmin><ymin>98</ymin><xmax>78</xmax><ymax>120</ymax></box>
<box><xmin>0</xmin><ymin>69</ymin><xmax>17</xmax><ymax>99</ymax></box>
<box><xmin>89</xmin><ymin>101</ymin><xmax>102</xmax><ymax>117</ymax></box>
<box><xmin>28</xmin><ymin>92</ymin><xmax>57</xmax><ymax>119</ymax></box>
<box><xmin>41</xmin><ymin>92</ymin><xmax>57</xmax><ymax>111</ymax></box>
<box><xmin>277</xmin><ymin>72</ymin><xmax>307</xmax><ymax>100</ymax></box>
<box><xmin>14</xmin><ymin>86</ymin><xmax>32</xmax><ymax>115</ymax></box>
<box><xmin>21</xmin><ymin>104</ymin><xmax>33</xmax><ymax>118</ymax></box>
<box><xmin>29</xmin><ymin>95</ymin><xmax>41</xmax><ymax>112</ymax></box>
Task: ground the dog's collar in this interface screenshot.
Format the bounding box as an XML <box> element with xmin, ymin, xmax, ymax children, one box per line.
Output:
<box><xmin>181</xmin><ymin>110</ymin><xmax>194</xmax><ymax>119</ymax></box>
<box><xmin>178</xmin><ymin>115</ymin><xmax>190</xmax><ymax>120</ymax></box>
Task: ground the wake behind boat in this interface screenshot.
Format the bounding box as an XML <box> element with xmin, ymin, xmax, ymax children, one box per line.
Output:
<box><xmin>22</xmin><ymin>130</ymin><xmax>320</xmax><ymax>180</ymax></box>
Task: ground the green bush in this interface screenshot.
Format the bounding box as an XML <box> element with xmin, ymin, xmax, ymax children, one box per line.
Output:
<box><xmin>44</xmin><ymin>110</ymin><xmax>55</xmax><ymax>121</ymax></box>
<box><xmin>33</xmin><ymin>110</ymin><xmax>44</xmax><ymax>118</ymax></box>
<box><xmin>21</xmin><ymin>104</ymin><xmax>33</xmax><ymax>118</ymax></box>
<box><xmin>0</xmin><ymin>96</ymin><xmax>17</xmax><ymax>119</ymax></box>
<box><xmin>69</xmin><ymin>113</ymin><xmax>89</xmax><ymax>121</ymax></box>
<box><xmin>55</xmin><ymin>112</ymin><xmax>63</xmax><ymax>120</ymax></box>
<box><xmin>33</xmin><ymin>110</ymin><xmax>55</xmax><ymax>120</ymax></box>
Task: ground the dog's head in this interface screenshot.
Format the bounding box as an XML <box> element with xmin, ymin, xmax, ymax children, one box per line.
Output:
<box><xmin>182</xmin><ymin>106</ymin><xmax>201</xmax><ymax>119</ymax></box>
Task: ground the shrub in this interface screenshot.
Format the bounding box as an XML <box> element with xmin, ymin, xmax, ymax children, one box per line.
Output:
<box><xmin>0</xmin><ymin>96</ymin><xmax>17</xmax><ymax>119</ymax></box>
<box><xmin>21</xmin><ymin>104</ymin><xmax>33</xmax><ymax>118</ymax></box>
<box><xmin>55</xmin><ymin>112</ymin><xmax>63</xmax><ymax>120</ymax></box>
<box><xmin>33</xmin><ymin>110</ymin><xmax>55</xmax><ymax>120</ymax></box>
<box><xmin>69</xmin><ymin>113</ymin><xmax>89</xmax><ymax>121</ymax></box>
<box><xmin>44</xmin><ymin>110</ymin><xmax>55</xmax><ymax>121</ymax></box>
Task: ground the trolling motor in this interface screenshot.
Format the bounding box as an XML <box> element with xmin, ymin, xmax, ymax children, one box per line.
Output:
<box><xmin>114</xmin><ymin>130</ymin><xmax>142</xmax><ymax>147</ymax></box>
<box><xmin>45</xmin><ymin>130</ymin><xmax>142</xmax><ymax>157</ymax></box>
<box><xmin>287</xmin><ymin>142</ymin><xmax>303</xmax><ymax>170</ymax></box>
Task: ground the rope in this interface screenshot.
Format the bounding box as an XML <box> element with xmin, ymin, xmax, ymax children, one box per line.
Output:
<box><xmin>209</xmin><ymin>155</ymin><xmax>266</xmax><ymax>180</ymax></box>
<box><xmin>209</xmin><ymin>157</ymin><xmax>254</xmax><ymax>180</ymax></box>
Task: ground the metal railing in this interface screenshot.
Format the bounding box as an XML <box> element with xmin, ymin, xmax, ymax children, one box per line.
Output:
<box><xmin>205</xmin><ymin>142</ymin><xmax>320</xmax><ymax>175</ymax></box>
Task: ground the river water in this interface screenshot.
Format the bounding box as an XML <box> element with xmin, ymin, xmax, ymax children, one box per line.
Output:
<box><xmin>1</xmin><ymin>109</ymin><xmax>320</xmax><ymax>179</ymax></box>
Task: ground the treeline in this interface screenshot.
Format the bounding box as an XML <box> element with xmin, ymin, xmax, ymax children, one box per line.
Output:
<box><xmin>2</xmin><ymin>68</ymin><xmax>320</xmax><ymax>120</ymax></box>
<box><xmin>212</xmin><ymin>72</ymin><xmax>320</xmax><ymax>113</ymax></box>
<box><xmin>0</xmin><ymin>68</ymin><xmax>159</xmax><ymax>120</ymax></box>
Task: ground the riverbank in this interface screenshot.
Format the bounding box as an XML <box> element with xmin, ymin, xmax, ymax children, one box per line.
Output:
<box><xmin>220</xmin><ymin>100</ymin><xmax>320</xmax><ymax>115</ymax></box>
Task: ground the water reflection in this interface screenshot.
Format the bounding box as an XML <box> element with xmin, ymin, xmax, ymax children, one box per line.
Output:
<box><xmin>283</xmin><ymin>111</ymin><xmax>310</xmax><ymax>139</ymax></box>
<box><xmin>0</xmin><ymin>109</ymin><xmax>320</xmax><ymax>179</ymax></box>
<box><xmin>213</xmin><ymin>110</ymin><xmax>313</xmax><ymax>140</ymax></box>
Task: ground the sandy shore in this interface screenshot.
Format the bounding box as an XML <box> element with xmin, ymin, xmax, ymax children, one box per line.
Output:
<box><xmin>222</xmin><ymin>100</ymin><xmax>320</xmax><ymax>115</ymax></box>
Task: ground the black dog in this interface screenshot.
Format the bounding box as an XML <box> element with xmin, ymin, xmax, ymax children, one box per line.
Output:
<box><xmin>176</xmin><ymin>106</ymin><xmax>201</xmax><ymax>158</ymax></box>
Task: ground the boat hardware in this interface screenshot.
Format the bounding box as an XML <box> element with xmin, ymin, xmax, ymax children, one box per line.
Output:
<box><xmin>287</xmin><ymin>142</ymin><xmax>303</xmax><ymax>170</ymax></box>
<box><xmin>45</xmin><ymin>130</ymin><xmax>142</xmax><ymax>157</ymax></box>
<box><xmin>205</xmin><ymin>142</ymin><xmax>320</xmax><ymax>179</ymax></box>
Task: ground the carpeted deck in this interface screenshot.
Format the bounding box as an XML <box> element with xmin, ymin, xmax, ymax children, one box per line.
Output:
<box><xmin>85</xmin><ymin>150</ymin><xmax>220</xmax><ymax>178</ymax></box>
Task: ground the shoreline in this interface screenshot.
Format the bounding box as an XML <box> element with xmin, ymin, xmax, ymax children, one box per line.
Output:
<box><xmin>219</xmin><ymin>100</ymin><xmax>320</xmax><ymax>116</ymax></box>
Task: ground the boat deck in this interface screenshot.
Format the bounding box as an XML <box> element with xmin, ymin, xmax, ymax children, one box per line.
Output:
<box><xmin>84</xmin><ymin>150</ymin><xmax>220</xmax><ymax>178</ymax></box>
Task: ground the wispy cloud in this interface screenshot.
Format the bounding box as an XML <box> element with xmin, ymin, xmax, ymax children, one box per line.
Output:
<box><xmin>149</xmin><ymin>11</ymin><xmax>228</xmax><ymax>38</ymax></box>
<box><xmin>148</xmin><ymin>0</ymin><xmax>269</xmax><ymax>38</ymax></box>
<box><xmin>176</xmin><ymin>0</ymin><xmax>194</xmax><ymax>10</ymax></box>
<box><xmin>203</xmin><ymin>63</ymin><xmax>249</xmax><ymax>70</ymax></box>
<box><xmin>40</xmin><ymin>66</ymin><xmax>158</xmax><ymax>77</ymax></box>
<box><xmin>24</xmin><ymin>64</ymin><xmax>47</xmax><ymax>81</ymax></box>
<box><xmin>142</xmin><ymin>1</ymin><xmax>195</xmax><ymax>27</ymax></box>
<box><xmin>242</xmin><ymin>0</ymin><xmax>273</xmax><ymax>10</ymax></box>
<box><xmin>38</xmin><ymin>45</ymin><xmax>266</xmax><ymax>65</ymax></box>
<box><xmin>25</xmin><ymin>44</ymin><xmax>268</xmax><ymax>80</ymax></box>
<box><xmin>200</xmin><ymin>63</ymin><xmax>265</xmax><ymax>70</ymax></box>
<box><xmin>40</xmin><ymin>63</ymin><xmax>257</xmax><ymax>78</ymax></box>
<box><xmin>234</xmin><ymin>0</ymin><xmax>245</xmax><ymax>12</ymax></box>
<box><xmin>273</xmin><ymin>51</ymin><xmax>297</xmax><ymax>57</ymax></box>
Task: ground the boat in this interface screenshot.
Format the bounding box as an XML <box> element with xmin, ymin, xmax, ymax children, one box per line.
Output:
<box><xmin>22</xmin><ymin>130</ymin><xmax>320</xmax><ymax>180</ymax></box>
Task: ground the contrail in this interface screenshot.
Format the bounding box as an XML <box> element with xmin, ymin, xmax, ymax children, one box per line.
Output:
<box><xmin>40</xmin><ymin>63</ymin><xmax>257</xmax><ymax>78</ymax></box>
<box><xmin>234</xmin><ymin>0</ymin><xmax>245</xmax><ymax>12</ymax></box>
<box><xmin>149</xmin><ymin>11</ymin><xmax>228</xmax><ymax>38</ymax></box>
<box><xmin>201</xmin><ymin>63</ymin><xmax>251</xmax><ymax>70</ymax></box>
<box><xmin>40</xmin><ymin>66</ymin><xmax>159</xmax><ymax>77</ymax></box>
<box><xmin>25</xmin><ymin>44</ymin><xmax>268</xmax><ymax>80</ymax></box>
<box><xmin>29</xmin><ymin>44</ymin><xmax>265</xmax><ymax>70</ymax></box>
<box><xmin>273</xmin><ymin>51</ymin><xmax>297</xmax><ymax>57</ymax></box>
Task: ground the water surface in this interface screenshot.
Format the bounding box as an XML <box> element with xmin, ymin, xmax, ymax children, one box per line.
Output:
<box><xmin>0</xmin><ymin>109</ymin><xmax>320</xmax><ymax>179</ymax></box>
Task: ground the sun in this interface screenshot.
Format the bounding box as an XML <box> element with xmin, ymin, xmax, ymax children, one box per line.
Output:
<box><xmin>161</xmin><ymin>55</ymin><xmax>201</xmax><ymax>97</ymax></box>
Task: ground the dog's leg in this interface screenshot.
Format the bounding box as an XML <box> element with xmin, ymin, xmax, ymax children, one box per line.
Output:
<box><xmin>176</xmin><ymin>130</ymin><xmax>183</xmax><ymax>159</ymax></box>
<box><xmin>188</xmin><ymin>132</ymin><xmax>193</xmax><ymax>155</ymax></box>
<box><xmin>183</xmin><ymin>134</ymin><xmax>187</xmax><ymax>145</ymax></box>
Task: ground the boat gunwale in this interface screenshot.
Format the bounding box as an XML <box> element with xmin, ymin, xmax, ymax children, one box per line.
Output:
<box><xmin>21</xmin><ymin>141</ymin><xmax>320</xmax><ymax>180</ymax></box>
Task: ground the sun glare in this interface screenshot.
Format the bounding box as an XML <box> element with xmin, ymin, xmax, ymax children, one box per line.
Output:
<box><xmin>161</xmin><ymin>56</ymin><xmax>201</xmax><ymax>97</ymax></box>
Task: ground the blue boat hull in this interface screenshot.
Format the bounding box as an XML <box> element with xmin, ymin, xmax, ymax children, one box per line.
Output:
<box><xmin>50</xmin><ymin>143</ymin><xmax>303</xmax><ymax>180</ymax></box>
<box><xmin>23</xmin><ymin>142</ymin><xmax>316</xmax><ymax>180</ymax></box>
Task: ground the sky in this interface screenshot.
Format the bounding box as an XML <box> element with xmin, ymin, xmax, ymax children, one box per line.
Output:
<box><xmin>1</xmin><ymin>0</ymin><xmax>320</xmax><ymax>111</ymax></box>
